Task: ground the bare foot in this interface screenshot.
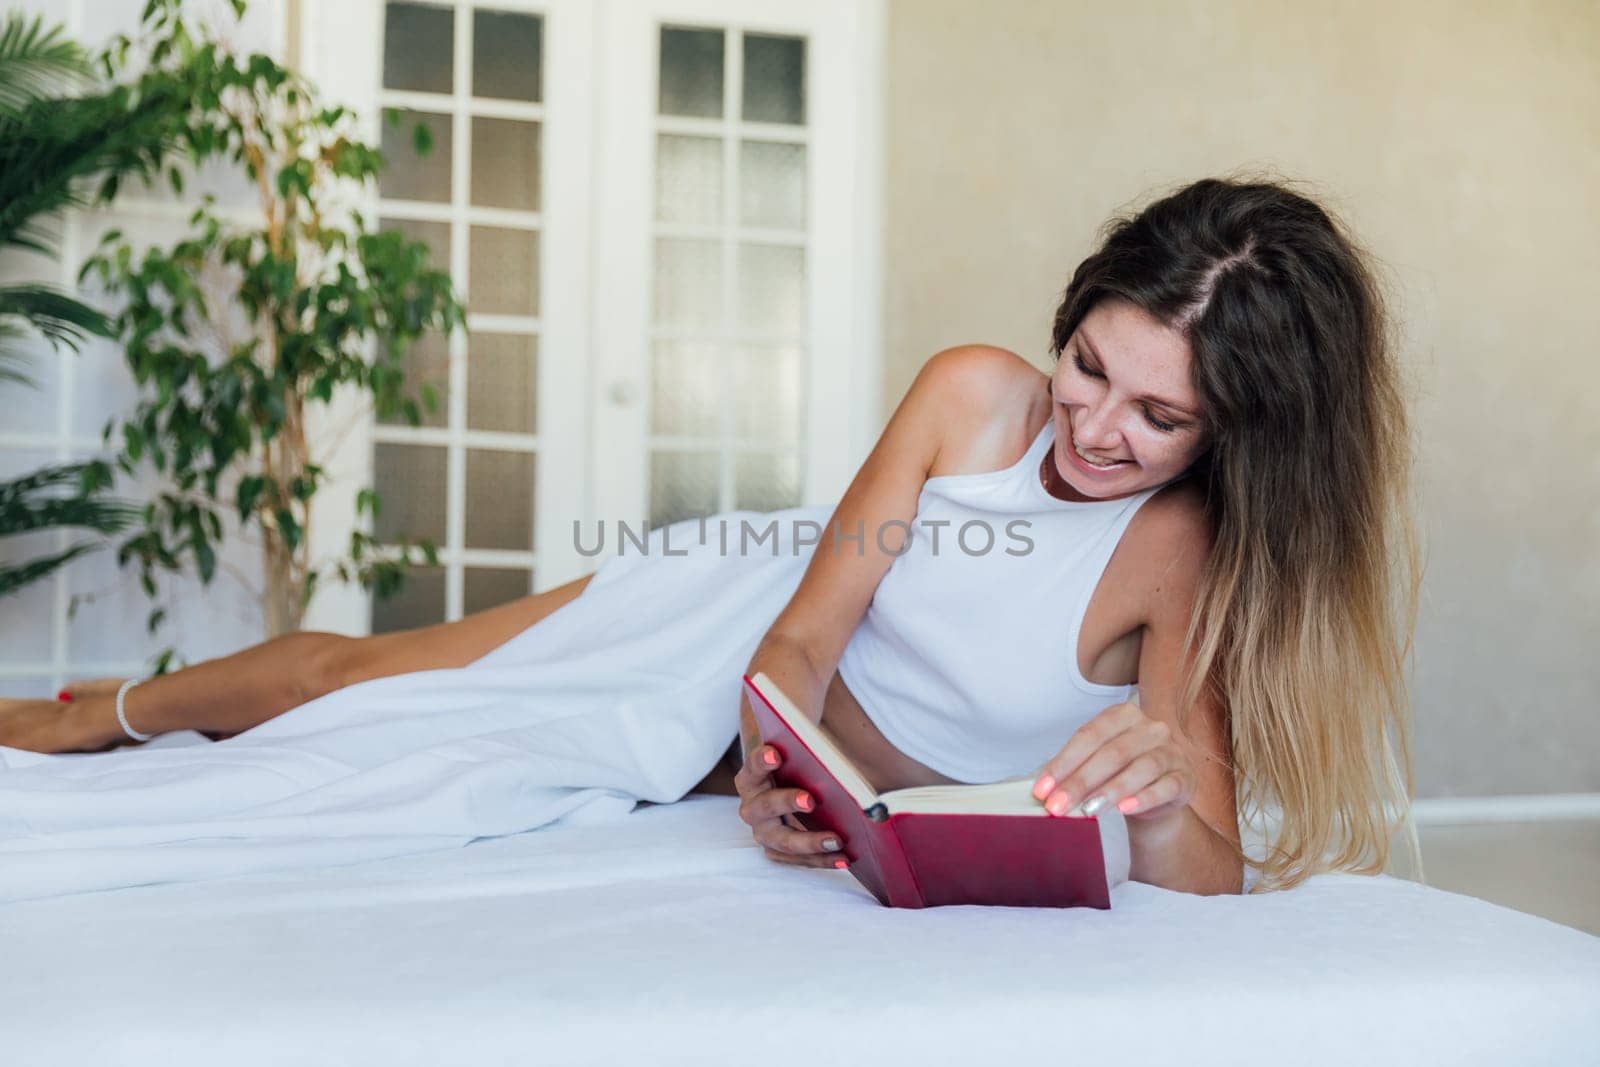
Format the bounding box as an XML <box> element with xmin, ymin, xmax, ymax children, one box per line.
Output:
<box><xmin>0</xmin><ymin>682</ymin><xmax>138</xmax><ymax>753</ymax></box>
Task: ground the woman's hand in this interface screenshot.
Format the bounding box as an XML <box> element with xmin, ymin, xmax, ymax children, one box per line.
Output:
<box><xmin>1031</xmin><ymin>701</ymin><xmax>1197</xmax><ymax>826</ymax></box>
<box><xmin>734</xmin><ymin>744</ymin><xmax>849</xmax><ymax>870</ymax></box>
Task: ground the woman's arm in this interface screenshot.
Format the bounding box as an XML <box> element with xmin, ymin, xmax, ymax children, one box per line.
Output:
<box><xmin>739</xmin><ymin>633</ymin><xmax>830</xmax><ymax>759</ymax></box>
<box><xmin>1126</xmin><ymin>486</ymin><xmax>1242</xmax><ymax>893</ymax></box>
<box><xmin>731</xmin><ymin>346</ymin><xmax>1018</xmax><ymax>864</ymax></box>
<box><xmin>1126</xmin><ymin>799</ymin><xmax>1242</xmax><ymax>895</ymax></box>
<box><xmin>1032</xmin><ymin>484</ymin><xmax>1244</xmax><ymax>895</ymax></box>
<box><xmin>738</xmin><ymin>345</ymin><xmax>1014</xmax><ymax>739</ymax></box>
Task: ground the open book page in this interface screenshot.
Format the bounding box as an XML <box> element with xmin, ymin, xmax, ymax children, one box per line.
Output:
<box><xmin>880</xmin><ymin>777</ymin><xmax>1057</xmax><ymax>816</ymax></box>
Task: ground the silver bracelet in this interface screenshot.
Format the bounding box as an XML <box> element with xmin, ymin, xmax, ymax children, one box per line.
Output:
<box><xmin>115</xmin><ymin>678</ymin><xmax>154</xmax><ymax>742</ymax></box>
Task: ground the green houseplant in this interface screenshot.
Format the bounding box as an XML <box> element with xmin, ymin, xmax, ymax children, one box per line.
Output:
<box><xmin>0</xmin><ymin>11</ymin><xmax>177</xmax><ymax>597</ymax></box>
<box><xmin>80</xmin><ymin>0</ymin><xmax>464</xmax><ymax>640</ymax></box>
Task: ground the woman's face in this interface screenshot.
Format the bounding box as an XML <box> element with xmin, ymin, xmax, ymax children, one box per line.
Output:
<box><xmin>1047</xmin><ymin>298</ymin><xmax>1211</xmax><ymax>501</ymax></box>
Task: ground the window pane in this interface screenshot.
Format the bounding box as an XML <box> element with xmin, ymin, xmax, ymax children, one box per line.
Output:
<box><xmin>465</xmin><ymin>448</ymin><xmax>535</xmax><ymax>550</ymax></box>
<box><xmin>653</xmin><ymin>238</ymin><xmax>722</xmax><ymax>330</ymax></box>
<box><xmin>471</xmin><ymin>117</ymin><xmax>541</xmax><ymax>212</ymax></box>
<box><xmin>740</xmin><ymin>140</ymin><xmax>805</xmax><ymax>230</ymax></box>
<box><xmin>371</xmin><ymin>565</ymin><xmax>447</xmax><ymax>633</ymax></box>
<box><xmin>380</xmin><ymin>217</ymin><xmax>451</xmax><ymax>272</ymax></box>
<box><xmin>472</xmin><ymin>10</ymin><xmax>542</xmax><ymax>102</ymax></box>
<box><xmin>735</xmin><ymin>345</ymin><xmax>803</xmax><ymax>444</ymax></box>
<box><xmin>656</xmin><ymin>134</ymin><xmax>722</xmax><ymax>225</ymax></box>
<box><xmin>468</xmin><ymin>227</ymin><xmax>540</xmax><ymax>316</ymax></box>
<box><xmin>379</xmin><ymin>110</ymin><xmax>453</xmax><ymax>203</ymax></box>
<box><xmin>742</xmin><ymin>34</ymin><xmax>804</xmax><ymax>125</ymax></box>
<box><xmin>383</xmin><ymin>2</ymin><xmax>453</xmax><ymax>94</ymax></box>
<box><xmin>651</xmin><ymin>340</ymin><xmax>722</xmax><ymax>437</ymax></box>
<box><xmin>465</xmin><ymin>567</ymin><xmax>533</xmax><ymax>614</ymax></box>
<box><xmin>650</xmin><ymin>450</ymin><xmax>719</xmax><ymax>528</ymax></box>
<box><xmin>736</xmin><ymin>243</ymin><xmax>805</xmax><ymax>334</ymax></box>
<box><xmin>373</xmin><ymin>443</ymin><xmax>448</xmax><ymax>545</ymax></box>
<box><xmin>378</xmin><ymin>329</ymin><xmax>449</xmax><ymax>429</ymax></box>
<box><xmin>467</xmin><ymin>333</ymin><xmax>538</xmax><ymax>434</ymax></box>
<box><xmin>659</xmin><ymin>27</ymin><xmax>724</xmax><ymax>118</ymax></box>
<box><xmin>735</xmin><ymin>451</ymin><xmax>801</xmax><ymax>512</ymax></box>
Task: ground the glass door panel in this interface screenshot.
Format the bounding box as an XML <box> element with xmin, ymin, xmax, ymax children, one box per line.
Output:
<box><xmin>371</xmin><ymin>0</ymin><xmax>547</xmax><ymax>632</ymax></box>
<box><xmin>644</xmin><ymin>24</ymin><xmax>809</xmax><ymax>529</ymax></box>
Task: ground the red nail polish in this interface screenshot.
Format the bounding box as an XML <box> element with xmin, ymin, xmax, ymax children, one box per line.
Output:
<box><xmin>795</xmin><ymin>791</ymin><xmax>813</xmax><ymax>812</ymax></box>
<box><xmin>832</xmin><ymin>858</ymin><xmax>847</xmax><ymax>870</ymax></box>
<box><xmin>761</xmin><ymin>749</ymin><xmax>779</xmax><ymax>767</ymax></box>
<box><xmin>56</xmin><ymin>690</ymin><xmax>73</xmax><ymax>703</ymax></box>
<box><xmin>1117</xmin><ymin>797</ymin><xmax>1140</xmax><ymax>814</ymax></box>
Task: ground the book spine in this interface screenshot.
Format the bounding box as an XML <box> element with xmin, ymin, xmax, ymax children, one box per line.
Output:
<box><xmin>866</xmin><ymin>816</ymin><xmax>926</xmax><ymax>908</ymax></box>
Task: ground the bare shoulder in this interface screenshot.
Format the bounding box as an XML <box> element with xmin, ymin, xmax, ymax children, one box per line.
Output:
<box><xmin>916</xmin><ymin>343</ymin><xmax>1042</xmax><ymax>398</ymax></box>
<box><xmin>757</xmin><ymin>343</ymin><xmax>1043</xmax><ymax>677</ymax></box>
<box><xmin>1121</xmin><ymin>478</ymin><xmax>1215</xmax><ymax>622</ymax></box>
<box><xmin>915</xmin><ymin>344</ymin><xmax>1051</xmax><ymax>477</ymax></box>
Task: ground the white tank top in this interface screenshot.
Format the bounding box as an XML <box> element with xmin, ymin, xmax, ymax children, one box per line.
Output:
<box><xmin>836</xmin><ymin>417</ymin><xmax>1172</xmax><ymax>784</ymax></box>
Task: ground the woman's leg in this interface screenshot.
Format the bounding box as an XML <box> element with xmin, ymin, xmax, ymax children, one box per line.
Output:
<box><xmin>0</xmin><ymin>572</ymin><xmax>596</xmax><ymax>753</ymax></box>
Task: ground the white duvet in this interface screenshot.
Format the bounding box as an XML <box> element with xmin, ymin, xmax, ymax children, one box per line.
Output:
<box><xmin>0</xmin><ymin>508</ymin><xmax>831</xmax><ymax>904</ymax></box>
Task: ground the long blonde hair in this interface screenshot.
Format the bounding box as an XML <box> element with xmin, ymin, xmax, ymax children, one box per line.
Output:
<box><xmin>1050</xmin><ymin>176</ymin><xmax>1424</xmax><ymax>892</ymax></box>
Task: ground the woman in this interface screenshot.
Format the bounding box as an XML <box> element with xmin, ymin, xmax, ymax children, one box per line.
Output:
<box><xmin>0</xmin><ymin>177</ymin><xmax>1420</xmax><ymax>896</ymax></box>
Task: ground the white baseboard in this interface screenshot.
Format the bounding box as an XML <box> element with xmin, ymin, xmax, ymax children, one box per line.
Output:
<box><xmin>1411</xmin><ymin>793</ymin><xmax>1600</xmax><ymax>825</ymax></box>
<box><xmin>1238</xmin><ymin>793</ymin><xmax>1600</xmax><ymax>847</ymax></box>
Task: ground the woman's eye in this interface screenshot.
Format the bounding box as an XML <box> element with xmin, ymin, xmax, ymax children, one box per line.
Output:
<box><xmin>1073</xmin><ymin>348</ymin><xmax>1180</xmax><ymax>433</ymax></box>
<box><xmin>1144</xmin><ymin>409</ymin><xmax>1178</xmax><ymax>433</ymax></box>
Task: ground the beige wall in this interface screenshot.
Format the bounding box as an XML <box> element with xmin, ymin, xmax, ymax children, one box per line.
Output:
<box><xmin>884</xmin><ymin>0</ymin><xmax>1599</xmax><ymax>797</ymax></box>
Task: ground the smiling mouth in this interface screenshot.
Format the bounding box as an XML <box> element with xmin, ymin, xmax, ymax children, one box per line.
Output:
<box><xmin>1072</xmin><ymin>441</ymin><xmax>1128</xmax><ymax>468</ymax></box>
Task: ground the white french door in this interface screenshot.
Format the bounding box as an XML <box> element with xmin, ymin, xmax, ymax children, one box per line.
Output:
<box><xmin>589</xmin><ymin>0</ymin><xmax>877</xmax><ymax>533</ymax></box>
<box><xmin>302</xmin><ymin>0</ymin><xmax>594</xmax><ymax>635</ymax></box>
<box><xmin>300</xmin><ymin>0</ymin><xmax>881</xmax><ymax>635</ymax></box>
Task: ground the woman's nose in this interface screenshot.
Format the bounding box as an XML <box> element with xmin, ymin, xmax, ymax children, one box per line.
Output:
<box><xmin>1071</xmin><ymin>401</ymin><xmax>1123</xmax><ymax>450</ymax></box>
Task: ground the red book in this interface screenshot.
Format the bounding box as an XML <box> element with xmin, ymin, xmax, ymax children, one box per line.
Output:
<box><xmin>743</xmin><ymin>671</ymin><xmax>1126</xmax><ymax>909</ymax></box>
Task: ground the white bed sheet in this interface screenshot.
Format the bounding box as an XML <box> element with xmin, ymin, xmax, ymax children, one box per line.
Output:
<box><xmin>1</xmin><ymin>795</ymin><xmax>1595</xmax><ymax>1067</ymax></box>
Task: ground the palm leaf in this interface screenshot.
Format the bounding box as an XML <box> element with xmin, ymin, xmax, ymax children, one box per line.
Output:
<box><xmin>0</xmin><ymin>463</ymin><xmax>135</xmax><ymax>599</ymax></box>
<box><xmin>0</xmin><ymin>15</ymin><xmax>161</xmax><ymax>600</ymax></box>
<box><xmin>0</xmin><ymin>13</ymin><xmax>93</xmax><ymax>120</ymax></box>
<box><xmin>0</xmin><ymin>321</ymin><xmax>32</xmax><ymax>386</ymax></box>
<box><xmin>0</xmin><ymin>9</ymin><xmax>189</xmax><ymax>254</ymax></box>
<box><xmin>0</xmin><ymin>81</ymin><xmax>186</xmax><ymax>252</ymax></box>
<box><xmin>0</xmin><ymin>463</ymin><xmax>135</xmax><ymax>536</ymax></box>
<box><xmin>0</xmin><ymin>283</ymin><xmax>110</xmax><ymax>348</ymax></box>
<box><xmin>0</xmin><ymin>542</ymin><xmax>98</xmax><ymax>599</ymax></box>
<box><xmin>0</xmin><ymin>286</ymin><xmax>111</xmax><ymax>387</ymax></box>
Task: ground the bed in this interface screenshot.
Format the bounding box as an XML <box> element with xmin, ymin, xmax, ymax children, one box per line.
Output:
<box><xmin>1</xmin><ymin>794</ymin><xmax>1595</xmax><ymax>1066</ymax></box>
